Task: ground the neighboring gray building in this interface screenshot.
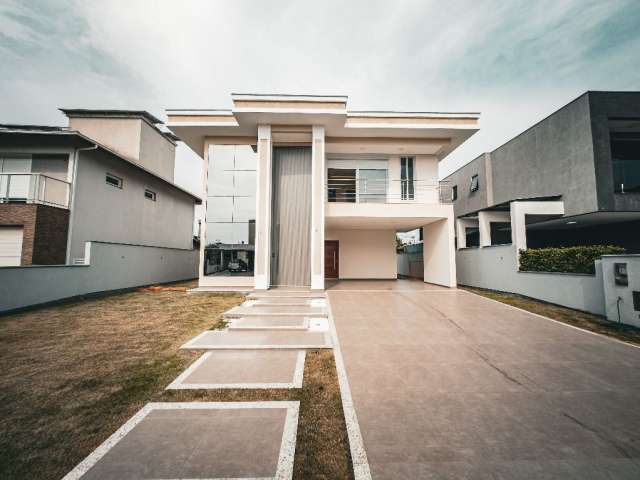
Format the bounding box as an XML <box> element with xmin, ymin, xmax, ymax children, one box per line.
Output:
<box><xmin>0</xmin><ymin>110</ymin><xmax>200</xmax><ymax>267</ymax></box>
<box><xmin>445</xmin><ymin>91</ymin><xmax>640</xmax><ymax>252</ymax></box>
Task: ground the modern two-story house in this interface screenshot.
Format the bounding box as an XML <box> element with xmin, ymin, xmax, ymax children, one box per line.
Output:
<box><xmin>0</xmin><ymin>110</ymin><xmax>200</xmax><ymax>267</ymax></box>
<box><xmin>445</xmin><ymin>91</ymin><xmax>640</xmax><ymax>254</ymax></box>
<box><xmin>443</xmin><ymin>91</ymin><xmax>640</xmax><ymax>318</ymax></box>
<box><xmin>167</xmin><ymin>93</ymin><xmax>479</xmax><ymax>290</ymax></box>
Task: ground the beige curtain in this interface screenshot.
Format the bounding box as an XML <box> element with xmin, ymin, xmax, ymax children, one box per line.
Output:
<box><xmin>271</xmin><ymin>147</ymin><xmax>312</xmax><ymax>286</ymax></box>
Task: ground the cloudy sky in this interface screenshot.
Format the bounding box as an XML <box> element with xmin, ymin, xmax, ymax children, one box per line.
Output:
<box><xmin>2</xmin><ymin>0</ymin><xmax>640</xmax><ymax>197</ymax></box>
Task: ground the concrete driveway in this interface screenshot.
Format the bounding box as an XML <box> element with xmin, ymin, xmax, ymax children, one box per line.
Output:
<box><xmin>328</xmin><ymin>280</ymin><xmax>640</xmax><ymax>479</ymax></box>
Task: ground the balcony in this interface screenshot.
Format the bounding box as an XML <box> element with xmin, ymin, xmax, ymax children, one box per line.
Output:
<box><xmin>327</xmin><ymin>177</ymin><xmax>452</xmax><ymax>204</ymax></box>
<box><xmin>325</xmin><ymin>177</ymin><xmax>453</xmax><ymax>231</ymax></box>
<box><xmin>0</xmin><ymin>173</ymin><xmax>71</xmax><ymax>208</ymax></box>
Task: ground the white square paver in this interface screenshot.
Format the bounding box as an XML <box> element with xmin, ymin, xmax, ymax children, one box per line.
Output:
<box><xmin>62</xmin><ymin>402</ymin><xmax>299</xmax><ymax>480</ymax></box>
<box><xmin>167</xmin><ymin>350</ymin><xmax>306</xmax><ymax>389</ymax></box>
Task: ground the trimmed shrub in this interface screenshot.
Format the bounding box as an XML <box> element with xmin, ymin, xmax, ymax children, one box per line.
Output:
<box><xmin>519</xmin><ymin>245</ymin><xmax>625</xmax><ymax>274</ymax></box>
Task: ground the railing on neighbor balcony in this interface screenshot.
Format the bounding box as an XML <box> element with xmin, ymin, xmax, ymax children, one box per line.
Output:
<box><xmin>327</xmin><ymin>178</ymin><xmax>453</xmax><ymax>204</ymax></box>
<box><xmin>0</xmin><ymin>173</ymin><xmax>71</xmax><ymax>208</ymax></box>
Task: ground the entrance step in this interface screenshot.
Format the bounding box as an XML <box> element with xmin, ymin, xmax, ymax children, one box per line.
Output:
<box><xmin>249</xmin><ymin>297</ymin><xmax>313</xmax><ymax>307</ymax></box>
<box><xmin>228</xmin><ymin>316</ymin><xmax>309</xmax><ymax>330</ymax></box>
<box><xmin>248</xmin><ymin>291</ymin><xmax>325</xmax><ymax>300</ymax></box>
<box><xmin>181</xmin><ymin>329</ymin><xmax>332</xmax><ymax>349</ymax></box>
<box><xmin>224</xmin><ymin>305</ymin><xmax>327</xmax><ymax>319</ymax></box>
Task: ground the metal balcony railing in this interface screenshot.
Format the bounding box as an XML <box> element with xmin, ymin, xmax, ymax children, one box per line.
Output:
<box><xmin>0</xmin><ymin>173</ymin><xmax>71</xmax><ymax>208</ymax></box>
<box><xmin>327</xmin><ymin>178</ymin><xmax>453</xmax><ymax>204</ymax></box>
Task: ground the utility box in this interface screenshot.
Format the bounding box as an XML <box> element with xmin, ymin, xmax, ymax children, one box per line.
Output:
<box><xmin>602</xmin><ymin>255</ymin><xmax>640</xmax><ymax>327</ymax></box>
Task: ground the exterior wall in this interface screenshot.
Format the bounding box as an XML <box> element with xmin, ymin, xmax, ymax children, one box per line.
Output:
<box><xmin>445</xmin><ymin>93</ymin><xmax>599</xmax><ymax>218</ymax></box>
<box><xmin>69</xmin><ymin>148</ymin><xmax>195</xmax><ymax>261</ymax></box>
<box><xmin>325</xmin><ymin>229</ymin><xmax>397</xmax><ymax>279</ymax></box>
<box><xmin>456</xmin><ymin>244</ymin><xmax>605</xmax><ymax>315</ymax></box>
<box><xmin>397</xmin><ymin>250</ymin><xmax>423</xmax><ymax>279</ymax></box>
<box><xmin>602</xmin><ymin>255</ymin><xmax>640</xmax><ymax>327</ymax></box>
<box><xmin>32</xmin><ymin>205</ymin><xmax>69</xmax><ymax>264</ymax></box>
<box><xmin>446</xmin><ymin>154</ymin><xmax>489</xmax><ymax>217</ymax></box>
<box><xmin>139</xmin><ymin>120</ymin><xmax>176</xmax><ymax>182</ymax></box>
<box><xmin>491</xmin><ymin>94</ymin><xmax>598</xmax><ymax>216</ymax></box>
<box><xmin>0</xmin><ymin>204</ymin><xmax>68</xmax><ymax>265</ymax></box>
<box><xmin>589</xmin><ymin>92</ymin><xmax>640</xmax><ymax>212</ymax></box>
<box><xmin>69</xmin><ymin>117</ymin><xmax>142</xmax><ymax>162</ymax></box>
<box><xmin>0</xmin><ymin>241</ymin><xmax>198</xmax><ymax>313</ymax></box>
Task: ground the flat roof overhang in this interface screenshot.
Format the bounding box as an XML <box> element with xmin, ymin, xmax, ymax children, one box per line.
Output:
<box><xmin>325</xmin><ymin>202</ymin><xmax>451</xmax><ymax>231</ymax></box>
<box><xmin>167</xmin><ymin>97</ymin><xmax>479</xmax><ymax>159</ymax></box>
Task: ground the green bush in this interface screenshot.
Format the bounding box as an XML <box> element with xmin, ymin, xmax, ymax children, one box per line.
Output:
<box><xmin>519</xmin><ymin>245</ymin><xmax>625</xmax><ymax>274</ymax></box>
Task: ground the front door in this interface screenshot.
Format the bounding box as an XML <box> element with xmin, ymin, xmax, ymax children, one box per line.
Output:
<box><xmin>324</xmin><ymin>241</ymin><xmax>339</xmax><ymax>279</ymax></box>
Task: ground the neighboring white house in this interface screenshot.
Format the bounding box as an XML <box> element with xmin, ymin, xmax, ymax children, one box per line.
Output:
<box><xmin>167</xmin><ymin>93</ymin><xmax>480</xmax><ymax>290</ymax></box>
<box><xmin>0</xmin><ymin>110</ymin><xmax>200</xmax><ymax>267</ymax></box>
<box><xmin>0</xmin><ymin>110</ymin><xmax>201</xmax><ymax>312</ymax></box>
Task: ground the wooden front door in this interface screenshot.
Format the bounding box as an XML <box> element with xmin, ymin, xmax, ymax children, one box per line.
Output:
<box><xmin>324</xmin><ymin>241</ymin><xmax>339</xmax><ymax>279</ymax></box>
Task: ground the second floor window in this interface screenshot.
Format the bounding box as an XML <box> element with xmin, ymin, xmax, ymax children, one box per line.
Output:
<box><xmin>470</xmin><ymin>174</ymin><xmax>479</xmax><ymax>192</ymax></box>
<box><xmin>106</xmin><ymin>173</ymin><xmax>123</xmax><ymax>189</ymax></box>
<box><xmin>144</xmin><ymin>189</ymin><xmax>157</xmax><ymax>201</ymax></box>
<box><xmin>452</xmin><ymin>185</ymin><xmax>458</xmax><ymax>201</ymax></box>
<box><xmin>401</xmin><ymin>156</ymin><xmax>415</xmax><ymax>200</ymax></box>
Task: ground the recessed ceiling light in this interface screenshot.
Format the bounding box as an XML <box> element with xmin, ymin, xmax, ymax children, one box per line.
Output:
<box><xmin>566</xmin><ymin>221</ymin><xmax>577</xmax><ymax>225</ymax></box>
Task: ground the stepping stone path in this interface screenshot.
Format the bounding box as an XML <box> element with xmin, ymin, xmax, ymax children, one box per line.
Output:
<box><xmin>64</xmin><ymin>290</ymin><xmax>332</xmax><ymax>480</ymax></box>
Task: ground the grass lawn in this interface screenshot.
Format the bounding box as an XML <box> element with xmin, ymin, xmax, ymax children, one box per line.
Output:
<box><xmin>0</xmin><ymin>283</ymin><xmax>353</xmax><ymax>480</ymax></box>
<box><xmin>464</xmin><ymin>286</ymin><xmax>640</xmax><ymax>346</ymax></box>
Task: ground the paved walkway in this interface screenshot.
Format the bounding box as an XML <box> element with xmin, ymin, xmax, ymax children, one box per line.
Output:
<box><xmin>328</xmin><ymin>280</ymin><xmax>640</xmax><ymax>479</ymax></box>
<box><xmin>65</xmin><ymin>290</ymin><xmax>330</xmax><ymax>479</ymax></box>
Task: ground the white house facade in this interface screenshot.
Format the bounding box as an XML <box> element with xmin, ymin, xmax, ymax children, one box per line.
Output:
<box><xmin>167</xmin><ymin>93</ymin><xmax>480</xmax><ymax>291</ymax></box>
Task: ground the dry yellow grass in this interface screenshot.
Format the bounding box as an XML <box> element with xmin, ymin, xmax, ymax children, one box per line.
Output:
<box><xmin>0</xmin><ymin>284</ymin><xmax>353</xmax><ymax>480</ymax></box>
<box><xmin>464</xmin><ymin>286</ymin><xmax>640</xmax><ymax>346</ymax></box>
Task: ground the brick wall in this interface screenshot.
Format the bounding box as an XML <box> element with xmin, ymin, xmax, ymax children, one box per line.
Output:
<box><xmin>33</xmin><ymin>205</ymin><xmax>69</xmax><ymax>265</ymax></box>
<box><xmin>0</xmin><ymin>204</ymin><xmax>69</xmax><ymax>265</ymax></box>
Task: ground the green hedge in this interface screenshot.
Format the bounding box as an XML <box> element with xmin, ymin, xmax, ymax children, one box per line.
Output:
<box><xmin>519</xmin><ymin>245</ymin><xmax>625</xmax><ymax>274</ymax></box>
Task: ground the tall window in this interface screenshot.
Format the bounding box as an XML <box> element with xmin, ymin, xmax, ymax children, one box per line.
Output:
<box><xmin>400</xmin><ymin>156</ymin><xmax>415</xmax><ymax>200</ymax></box>
<box><xmin>204</xmin><ymin>145</ymin><xmax>257</xmax><ymax>277</ymax></box>
<box><xmin>611</xmin><ymin>132</ymin><xmax>640</xmax><ymax>193</ymax></box>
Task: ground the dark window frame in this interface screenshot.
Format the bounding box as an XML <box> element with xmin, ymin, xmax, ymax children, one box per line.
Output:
<box><xmin>452</xmin><ymin>185</ymin><xmax>458</xmax><ymax>201</ymax></box>
<box><xmin>106</xmin><ymin>173</ymin><xmax>123</xmax><ymax>189</ymax></box>
<box><xmin>470</xmin><ymin>174</ymin><xmax>479</xmax><ymax>192</ymax></box>
<box><xmin>144</xmin><ymin>188</ymin><xmax>157</xmax><ymax>201</ymax></box>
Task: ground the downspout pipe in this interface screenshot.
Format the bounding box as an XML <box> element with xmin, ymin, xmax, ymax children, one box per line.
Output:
<box><xmin>65</xmin><ymin>143</ymin><xmax>98</xmax><ymax>264</ymax></box>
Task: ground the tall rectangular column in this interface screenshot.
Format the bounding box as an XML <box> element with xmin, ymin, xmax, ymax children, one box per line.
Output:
<box><xmin>310</xmin><ymin>125</ymin><xmax>325</xmax><ymax>290</ymax></box>
<box><xmin>423</xmin><ymin>215</ymin><xmax>457</xmax><ymax>287</ymax></box>
<box><xmin>254</xmin><ymin>125</ymin><xmax>272</xmax><ymax>290</ymax></box>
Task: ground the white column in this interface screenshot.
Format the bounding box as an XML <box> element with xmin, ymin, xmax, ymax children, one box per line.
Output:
<box><xmin>254</xmin><ymin>125</ymin><xmax>272</xmax><ymax>290</ymax></box>
<box><xmin>311</xmin><ymin>125</ymin><xmax>326</xmax><ymax>290</ymax></box>
<box><xmin>455</xmin><ymin>218</ymin><xmax>467</xmax><ymax>249</ymax></box>
<box><xmin>510</xmin><ymin>200</ymin><xmax>564</xmax><ymax>265</ymax></box>
<box><xmin>423</xmin><ymin>214</ymin><xmax>457</xmax><ymax>287</ymax></box>
<box><xmin>478</xmin><ymin>211</ymin><xmax>511</xmax><ymax>247</ymax></box>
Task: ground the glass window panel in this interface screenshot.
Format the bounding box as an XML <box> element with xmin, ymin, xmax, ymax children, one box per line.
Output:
<box><xmin>327</xmin><ymin>168</ymin><xmax>356</xmax><ymax>203</ymax></box>
<box><xmin>233</xmin><ymin>196</ymin><xmax>256</xmax><ymax>222</ymax></box>
<box><xmin>206</xmin><ymin>197</ymin><xmax>233</xmax><ymax>222</ymax></box>
<box><xmin>205</xmin><ymin>222</ymin><xmax>252</xmax><ymax>245</ymax></box>
<box><xmin>234</xmin><ymin>145</ymin><xmax>257</xmax><ymax>170</ymax></box>
<box><xmin>209</xmin><ymin>145</ymin><xmax>234</xmax><ymax>171</ymax></box>
<box><xmin>233</xmin><ymin>170</ymin><xmax>257</xmax><ymax>197</ymax></box>
<box><xmin>359</xmin><ymin>169</ymin><xmax>387</xmax><ymax>203</ymax></box>
<box><xmin>207</xmin><ymin>170</ymin><xmax>234</xmax><ymax>196</ymax></box>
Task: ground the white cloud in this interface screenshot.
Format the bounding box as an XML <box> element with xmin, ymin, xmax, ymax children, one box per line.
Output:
<box><xmin>1</xmin><ymin>0</ymin><xmax>640</xmax><ymax>189</ymax></box>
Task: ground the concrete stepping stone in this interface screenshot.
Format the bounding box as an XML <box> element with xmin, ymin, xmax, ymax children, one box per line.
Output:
<box><xmin>62</xmin><ymin>401</ymin><xmax>299</xmax><ymax>480</ymax></box>
<box><xmin>181</xmin><ymin>329</ymin><xmax>332</xmax><ymax>349</ymax></box>
<box><xmin>224</xmin><ymin>305</ymin><xmax>327</xmax><ymax>319</ymax></box>
<box><xmin>228</xmin><ymin>316</ymin><xmax>310</xmax><ymax>330</ymax></box>
<box><xmin>167</xmin><ymin>350</ymin><xmax>306</xmax><ymax>389</ymax></box>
